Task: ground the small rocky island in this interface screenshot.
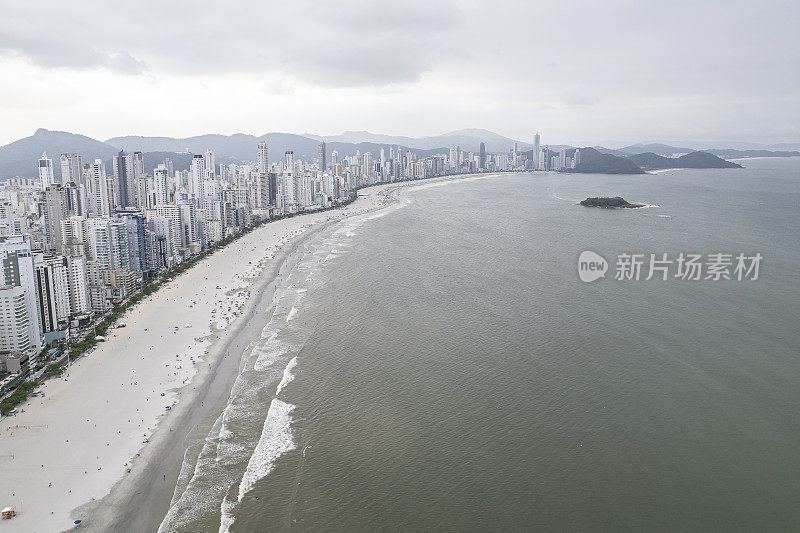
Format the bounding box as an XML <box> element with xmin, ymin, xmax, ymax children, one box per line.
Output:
<box><xmin>579</xmin><ymin>196</ymin><xmax>644</xmax><ymax>208</ymax></box>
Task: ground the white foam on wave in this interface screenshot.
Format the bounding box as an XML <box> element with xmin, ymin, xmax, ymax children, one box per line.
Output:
<box><xmin>218</xmin><ymin>422</ymin><xmax>234</xmax><ymax>441</ymax></box>
<box><xmin>286</xmin><ymin>306</ymin><xmax>299</xmax><ymax>321</ymax></box>
<box><xmin>552</xmin><ymin>192</ymin><xmax>579</xmax><ymax>203</ymax></box>
<box><xmin>237</xmin><ymin>398</ymin><xmax>296</xmax><ymax>501</ymax></box>
<box><xmin>253</xmin><ymin>333</ymin><xmax>286</xmax><ymax>371</ymax></box>
<box><xmin>276</xmin><ymin>357</ymin><xmax>298</xmax><ymax>396</ymax></box>
<box><xmin>218</xmin><ymin>497</ymin><xmax>236</xmax><ymax>533</ymax></box>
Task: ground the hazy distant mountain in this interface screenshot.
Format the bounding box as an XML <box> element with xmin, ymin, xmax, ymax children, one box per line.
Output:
<box><xmin>106</xmin><ymin>133</ymin><xmax>262</xmax><ymax>161</ymax></box>
<box><xmin>260</xmin><ymin>133</ymin><xmax>450</xmax><ymax>162</ymax></box>
<box><xmin>618</xmin><ymin>143</ymin><xmax>695</xmax><ymax>156</ymax></box>
<box><xmin>309</xmin><ymin>128</ymin><xmax>531</xmax><ymax>153</ymax></box>
<box><xmin>0</xmin><ymin>128</ymin><xmax>119</xmax><ymax>179</ymax></box>
<box><xmin>1</xmin><ymin>129</ymin><xmax>782</xmax><ymax>180</ymax></box>
<box><xmin>627</xmin><ymin>151</ymin><xmax>743</xmax><ymax>170</ymax></box>
<box><xmin>705</xmin><ymin>148</ymin><xmax>800</xmax><ymax>159</ymax></box>
<box><xmin>106</xmin><ymin>132</ymin><xmax>449</xmax><ymax>164</ymax></box>
<box><xmin>518</xmin><ymin>146</ymin><xmax>642</xmax><ymax>174</ymax></box>
<box><xmin>572</xmin><ymin>147</ymin><xmax>645</xmax><ymax>174</ymax></box>
<box><xmin>592</xmin><ymin>146</ymin><xmax>629</xmax><ymax>157</ymax></box>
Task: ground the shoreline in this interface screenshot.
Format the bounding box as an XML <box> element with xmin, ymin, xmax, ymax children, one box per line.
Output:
<box><xmin>80</xmin><ymin>220</ymin><xmax>335</xmax><ymax>533</ymax></box>
<box><xmin>0</xmin><ymin>172</ymin><xmax>501</xmax><ymax>533</ymax></box>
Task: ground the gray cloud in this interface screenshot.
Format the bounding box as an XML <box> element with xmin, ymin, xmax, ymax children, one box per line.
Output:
<box><xmin>104</xmin><ymin>51</ymin><xmax>146</xmax><ymax>75</ymax></box>
<box><xmin>0</xmin><ymin>0</ymin><xmax>461</xmax><ymax>85</ymax></box>
<box><xmin>0</xmin><ymin>0</ymin><xmax>798</xmax><ymax>143</ymax></box>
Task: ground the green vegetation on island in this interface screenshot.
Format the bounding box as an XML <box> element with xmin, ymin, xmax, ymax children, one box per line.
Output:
<box><xmin>626</xmin><ymin>151</ymin><xmax>743</xmax><ymax>170</ymax></box>
<box><xmin>570</xmin><ymin>147</ymin><xmax>646</xmax><ymax>174</ymax></box>
<box><xmin>565</xmin><ymin>147</ymin><xmax>745</xmax><ymax>174</ymax></box>
<box><xmin>580</xmin><ymin>196</ymin><xmax>644</xmax><ymax>208</ymax></box>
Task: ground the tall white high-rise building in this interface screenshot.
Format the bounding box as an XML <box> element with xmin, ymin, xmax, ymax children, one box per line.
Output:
<box><xmin>258</xmin><ymin>141</ymin><xmax>268</xmax><ymax>174</ymax></box>
<box><xmin>65</xmin><ymin>255</ymin><xmax>90</xmax><ymax>315</ymax></box>
<box><xmin>153</xmin><ymin>164</ymin><xmax>170</xmax><ymax>205</ymax></box>
<box><xmin>190</xmin><ymin>155</ymin><xmax>205</xmax><ymax>204</ymax></box>
<box><xmin>61</xmin><ymin>215</ymin><xmax>86</xmax><ymax>257</ymax></box>
<box><xmin>179</xmin><ymin>203</ymin><xmax>198</xmax><ymax>247</ymax></box>
<box><xmin>84</xmin><ymin>218</ymin><xmax>129</xmax><ymax>270</ymax></box>
<box><xmin>256</xmin><ymin>141</ymin><xmax>270</xmax><ymax>208</ymax></box>
<box><xmin>38</xmin><ymin>152</ymin><xmax>55</xmax><ymax>190</ymax></box>
<box><xmin>0</xmin><ymin>235</ymin><xmax>43</xmax><ymax>352</ymax></box>
<box><xmin>60</xmin><ymin>153</ymin><xmax>83</xmax><ymax>184</ymax></box>
<box><xmin>132</xmin><ymin>152</ymin><xmax>144</xmax><ymax>180</ymax></box>
<box><xmin>155</xmin><ymin>204</ymin><xmax>182</xmax><ymax>254</ymax></box>
<box><xmin>44</xmin><ymin>184</ymin><xmax>68</xmax><ymax>252</ymax></box>
<box><xmin>204</xmin><ymin>149</ymin><xmax>216</xmax><ymax>179</ymax></box>
<box><xmin>0</xmin><ymin>285</ymin><xmax>34</xmax><ymax>354</ymax></box>
<box><xmin>86</xmin><ymin>159</ymin><xmax>110</xmax><ymax>217</ymax></box>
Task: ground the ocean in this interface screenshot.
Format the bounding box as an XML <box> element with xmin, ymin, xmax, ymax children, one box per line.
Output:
<box><xmin>160</xmin><ymin>158</ymin><xmax>800</xmax><ymax>532</ymax></box>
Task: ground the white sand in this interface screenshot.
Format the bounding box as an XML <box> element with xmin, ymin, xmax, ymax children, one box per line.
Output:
<box><xmin>0</xmin><ymin>173</ymin><xmax>496</xmax><ymax>532</ymax></box>
<box><xmin>0</xmin><ymin>186</ymin><xmax>395</xmax><ymax>533</ymax></box>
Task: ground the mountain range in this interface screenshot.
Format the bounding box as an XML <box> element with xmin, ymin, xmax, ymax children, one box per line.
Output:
<box><xmin>626</xmin><ymin>151</ymin><xmax>743</xmax><ymax>171</ymax></box>
<box><xmin>0</xmin><ymin>128</ymin><xmax>797</xmax><ymax>179</ymax></box>
<box><xmin>1</xmin><ymin>128</ymin><xmax>523</xmax><ymax>179</ymax></box>
<box><xmin>304</xmin><ymin>128</ymin><xmax>533</xmax><ymax>153</ymax></box>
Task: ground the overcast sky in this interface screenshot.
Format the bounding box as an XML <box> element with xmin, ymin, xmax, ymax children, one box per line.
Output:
<box><xmin>0</xmin><ymin>0</ymin><xmax>798</xmax><ymax>147</ymax></box>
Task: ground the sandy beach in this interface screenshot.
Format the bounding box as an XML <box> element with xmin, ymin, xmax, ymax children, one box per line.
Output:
<box><xmin>0</xmin><ymin>174</ymin><xmax>494</xmax><ymax>533</ymax></box>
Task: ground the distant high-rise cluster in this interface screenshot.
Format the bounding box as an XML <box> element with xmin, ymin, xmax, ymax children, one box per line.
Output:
<box><xmin>0</xmin><ymin>134</ymin><xmax>542</xmax><ymax>375</ymax></box>
<box><xmin>528</xmin><ymin>133</ymin><xmax>580</xmax><ymax>171</ymax></box>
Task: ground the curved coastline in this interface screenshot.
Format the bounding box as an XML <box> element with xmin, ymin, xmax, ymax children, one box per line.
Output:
<box><xmin>0</xmin><ymin>172</ymin><xmax>502</xmax><ymax>533</ymax></box>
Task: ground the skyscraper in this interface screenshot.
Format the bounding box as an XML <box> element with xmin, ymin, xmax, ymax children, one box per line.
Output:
<box><xmin>153</xmin><ymin>164</ymin><xmax>170</xmax><ymax>205</ymax></box>
<box><xmin>190</xmin><ymin>155</ymin><xmax>205</xmax><ymax>203</ymax></box>
<box><xmin>86</xmin><ymin>159</ymin><xmax>110</xmax><ymax>217</ymax></box>
<box><xmin>479</xmin><ymin>142</ymin><xmax>486</xmax><ymax>169</ymax></box>
<box><xmin>533</xmin><ymin>133</ymin><xmax>541</xmax><ymax>170</ymax></box>
<box><xmin>318</xmin><ymin>142</ymin><xmax>327</xmax><ymax>171</ymax></box>
<box><xmin>65</xmin><ymin>255</ymin><xmax>90</xmax><ymax>315</ymax></box>
<box><xmin>257</xmin><ymin>141</ymin><xmax>270</xmax><ymax>208</ymax></box>
<box><xmin>44</xmin><ymin>185</ymin><xmax>68</xmax><ymax>252</ymax></box>
<box><xmin>257</xmin><ymin>141</ymin><xmax>269</xmax><ymax>174</ymax></box>
<box><xmin>113</xmin><ymin>150</ymin><xmax>135</xmax><ymax>208</ymax></box>
<box><xmin>204</xmin><ymin>149</ymin><xmax>216</xmax><ymax>179</ymax></box>
<box><xmin>133</xmin><ymin>152</ymin><xmax>144</xmax><ymax>179</ymax></box>
<box><xmin>33</xmin><ymin>252</ymin><xmax>69</xmax><ymax>334</ymax></box>
<box><xmin>38</xmin><ymin>152</ymin><xmax>54</xmax><ymax>190</ymax></box>
<box><xmin>60</xmin><ymin>153</ymin><xmax>82</xmax><ymax>184</ymax></box>
<box><xmin>0</xmin><ymin>235</ymin><xmax>43</xmax><ymax>353</ymax></box>
<box><xmin>0</xmin><ymin>285</ymin><xmax>34</xmax><ymax>354</ymax></box>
